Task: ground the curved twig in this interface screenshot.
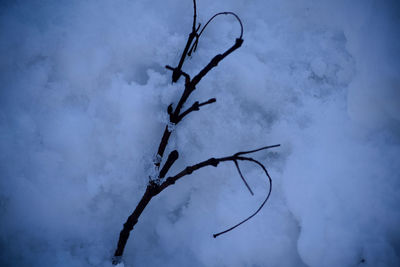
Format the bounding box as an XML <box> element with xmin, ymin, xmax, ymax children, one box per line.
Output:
<box><xmin>178</xmin><ymin>98</ymin><xmax>216</xmax><ymax>122</ymax></box>
<box><xmin>188</xmin><ymin>11</ymin><xmax>243</xmax><ymax>56</ymax></box>
<box><xmin>113</xmin><ymin>145</ymin><xmax>279</xmax><ymax>263</ymax></box>
<box><xmin>158</xmin><ymin>145</ymin><xmax>279</xmax><ymax>238</ymax></box>
<box><xmin>213</xmin><ymin>156</ymin><xmax>272</xmax><ymax>238</ymax></box>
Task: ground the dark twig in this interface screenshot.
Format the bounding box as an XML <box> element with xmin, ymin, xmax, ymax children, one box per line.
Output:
<box><xmin>190</xmin><ymin>37</ymin><xmax>243</xmax><ymax>87</ymax></box>
<box><xmin>234</xmin><ymin>160</ymin><xmax>254</xmax><ymax>195</ymax></box>
<box><xmin>170</xmin><ymin>0</ymin><xmax>200</xmax><ymax>83</ymax></box>
<box><xmin>234</xmin><ymin>144</ymin><xmax>281</xmax><ymax>156</ymax></box>
<box><xmin>113</xmin><ymin>145</ymin><xmax>279</xmax><ymax>263</ymax></box>
<box><xmin>158</xmin><ymin>146</ymin><xmax>277</xmax><ymax>238</ymax></box>
<box><xmin>159</xmin><ymin>150</ymin><xmax>179</xmax><ymax>179</ymax></box>
<box><xmin>178</xmin><ymin>98</ymin><xmax>216</xmax><ymax>122</ymax></box>
<box><xmin>113</xmin><ymin>185</ymin><xmax>155</xmax><ymax>264</ymax></box>
<box><xmin>159</xmin><ymin>16</ymin><xmax>243</xmax><ymax>159</ymax></box>
<box><xmin>112</xmin><ymin>0</ymin><xmax>279</xmax><ymax>264</ymax></box>
<box><xmin>158</xmin><ymin>145</ymin><xmax>279</xmax><ymax>194</ymax></box>
<box><xmin>188</xmin><ymin>11</ymin><xmax>244</xmax><ymax>56</ymax></box>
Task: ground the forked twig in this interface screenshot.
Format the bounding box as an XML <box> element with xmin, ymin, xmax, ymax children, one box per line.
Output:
<box><xmin>113</xmin><ymin>145</ymin><xmax>279</xmax><ymax>264</ymax></box>
<box><xmin>112</xmin><ymin>1</ymin><xmax>279</xmax><ymax>264</ymax></box>
<box><xmin>188</xmin><ymin>11</ymin><xmax>243</xmax><ymax>56</ymax></box>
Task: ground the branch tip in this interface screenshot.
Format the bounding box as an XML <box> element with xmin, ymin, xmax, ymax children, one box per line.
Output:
<box><xmin>188</xmin><ymin>11</ymin><xmax>244</xmax><ymax>58</ymax></box>
<box><xmin>234</xmin><ymin>160</ymin><xmax>254</xmax><ymax>196</ymax></box>
<box><xmin>167</xmin><ymin>104</ymin><xmax>173</xmax><ymax>115</ymax></box>
<box><xmin>234</xmin><ymin>144</ymin><xmax>281</xmax><ymax>157</ymax></box>
<box><xmin>159</xmin><ymin>150</ymin><xmax>180</xmax><ymax>179</ymax></box>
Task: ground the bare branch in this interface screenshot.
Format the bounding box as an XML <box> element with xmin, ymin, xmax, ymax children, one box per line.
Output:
<box><xmin>178</xmin><ymin>98</ymin><xmax>216</xmax><ymax>122</ymax></box>
<box><xmin>170</xmin><ymin>0</ymin><xmax>200</xmax><ymax>83</ymax></box>
<box><xmin>234</xmin><ymin>159</ymin><xmax>254</xmax><ymax>196</ymax></box>
<box><xmin>112</xmin><ymin>0</ymin><xmax>280</xmax><ymax>263</ymax></box>
<box><xmin>190</xmin><ymin>37</ymin><xmax>243</xmax><ymax>87</ymax></box>
<box><xmin>158</xmin><ymin>145</ymin><xmax>279</xmax><ymax>238</ymax></box>
<box><xmin>159</xmin><ymin>144</ymin><xmax>277</xmax><ymax>193</ymax></box>
<box><xmin>113</xmin><ymin>144</ymin><xmax>279</xmax><ymax>262</ymax></box>
<box><xmin>159</xmin><ymin>150</ymin><xmax>179</xmax><ymax>179</ymax></box>
<box><xmin>113</xmin><ymin>185</ymin><xmax>155</xmax><ymax>263</ymax></box>
<box><xmin>234</xmin><ymin>144</ymin><xmax>281</xmax><ymax>156</ymax></box>
<box><xmin>189</xmin><ymin>11</ymin><xmax>244</xmax><ymax>56</ymax></box>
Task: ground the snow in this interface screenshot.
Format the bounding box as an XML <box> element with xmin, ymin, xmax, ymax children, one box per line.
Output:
<box><xmin>0</xmin><ymin>0</ymin><xmax>399</xmax><ymax>266</ymax></box>
<box><xmin>167</xmin><ymin>121</ymin><xmax>176</xmax><ymax>132</ymax></box>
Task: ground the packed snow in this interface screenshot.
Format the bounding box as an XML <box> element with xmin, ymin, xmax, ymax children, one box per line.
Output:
<box><xmin>0</xmin><ymin>0</ymin><xmax>399</xmax><ymax>266</ymax></box>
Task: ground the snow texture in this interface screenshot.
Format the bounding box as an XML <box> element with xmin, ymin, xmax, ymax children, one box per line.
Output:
<box><xmin>0</xmin><ymin>0</ymin><xmax>399</xmax><ymax>266</ymax></box>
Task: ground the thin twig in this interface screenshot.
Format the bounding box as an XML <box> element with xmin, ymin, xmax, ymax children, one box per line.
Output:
<box><xmin>113</xmin><ymin>145</ymin><xmax>279</xmax><ymax>263</ymax></box>
<box><xmin>158</xmin><ymin>146</ymin><xmax>279</xmax><ymax>238</ymax></box>
<box><xmin>234</xmin><ymin>160</ymin><xmax>254</xmax><ymax>195</ymax></box>
<box><xmin>213</xmin><ymin>156</ymin><xmax>273</xmax><ymax>238</ymax></box>
<box><xmin>112</xmin><ymin>0</ymin><xmax>279</xmax><ymax>264</ymax></box>
<box><xmin>188</xmin><ymin>11</ymin><xmax>244</xmax><ymax>56</ymax></box>
<box><xmin>178</xmin><ymin>98</ymin><xmax>216</xmax><ymax>122</ymax></box>
<box><xmin>159</xmin><ymin>150</ymin><xmax>179</xmax><ymax>179</ymax></box>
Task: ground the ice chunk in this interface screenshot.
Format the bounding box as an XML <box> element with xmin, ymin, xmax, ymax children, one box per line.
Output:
<box><xmin>167</xmin><ymin>121</ymin><xmax>176</xmax><ymax>132</ymax></box>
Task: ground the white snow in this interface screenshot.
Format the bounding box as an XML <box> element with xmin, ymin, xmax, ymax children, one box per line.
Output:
<box><xmin>0</xmin><ymin>0</ymin><xmax>399</xmax><ymax>266</ymax></box>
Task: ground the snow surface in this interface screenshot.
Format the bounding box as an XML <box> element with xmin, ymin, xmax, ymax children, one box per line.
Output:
<box><xmin>0</xmin><ymin>0</ymin><xmax>399</xmax><ymax>266</ymax></box>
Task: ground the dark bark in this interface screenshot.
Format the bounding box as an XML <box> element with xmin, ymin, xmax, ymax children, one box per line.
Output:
<box><xmin>156</xmin><ymin>126</ymin><xmax>172</xmax><ymax>163</ymax></box>
<box><xmin>159</xmin><ymin>150</ymin><xmax>179</xmax><ymax>179</ymax></box>
<box><xmin>112</xmin><ymin>1</ymin><xmax>279</xmax><ymax>264</ymax></box>
<box><xmin>113</xmin><ymin>145</ymin><xmax>280</xmax><ymax>263</ymax></box>
<box><xmin>112</xmin><ymin>185</ymin><xmax>155</xmax><ymax>264</ymax></box>
<box><xmin>178</xmin><ymin>98</ymin><xmax>216</xmax><ymax>122</ymax></box>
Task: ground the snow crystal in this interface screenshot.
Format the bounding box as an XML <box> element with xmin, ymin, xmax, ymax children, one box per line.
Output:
<box><xmin>167</xmin><ymin>121</ymin><xmax>176</xmax><ymax>132</ymax></box>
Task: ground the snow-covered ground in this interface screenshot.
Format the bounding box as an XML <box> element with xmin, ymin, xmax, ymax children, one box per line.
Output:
<box><xmin>1</xmin><ymin>0</ymin><xmax>399</xmax><ymax>266</ymax></box>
